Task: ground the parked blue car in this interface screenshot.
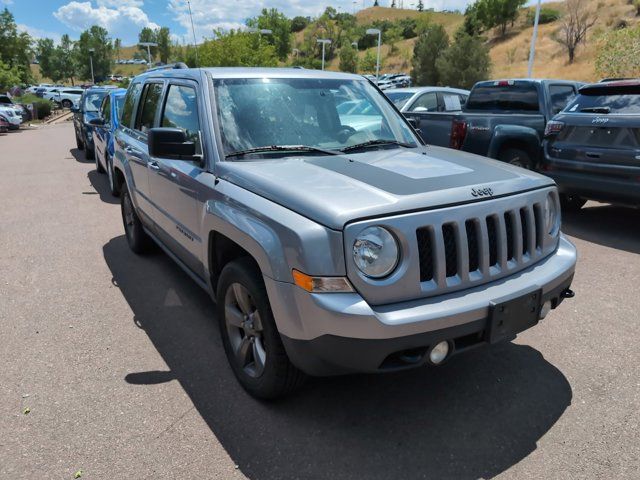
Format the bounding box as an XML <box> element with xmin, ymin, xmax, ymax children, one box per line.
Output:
<box><xmin>90</xmin><ymin>88</ymin><xmax>127</xmax><ymax>196</ymax></box>
<box><xmin>73</xmin><ymin>86</ymin><xmax>119</xmax><ymax>161</ymax></box>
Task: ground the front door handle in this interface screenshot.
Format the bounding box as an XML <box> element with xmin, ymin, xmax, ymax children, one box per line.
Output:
<box><xmin>148</xmin><ymin>161</ymin><xmax>160</xmax><ymax>170</ymax></box>
<box><xmin>586</xmin><ymin>152</ymin><xmax>601</xmax><ymax>159</ymax></box>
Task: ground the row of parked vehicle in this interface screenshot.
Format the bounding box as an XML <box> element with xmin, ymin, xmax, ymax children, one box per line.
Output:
<box><xmin>0</xmin><ymin>93</ymin><xmax>28</xmax><ymax>132</ymax></box>
<box><xmin>69</xmin><ymin>65</ymin><xmax>587</xmax><ymax>400</ymax></box>
<box><xmin>382</xmin><ymin>78</ymin><xmax>640</xmax><ymax>210</ymax></box>
<box><xmin>364</xmin><ymin>72</ymin><xmax>412</xmax><ymax>90</ymax></box>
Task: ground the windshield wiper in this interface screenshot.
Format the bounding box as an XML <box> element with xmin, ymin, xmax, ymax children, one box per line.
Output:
<box><xmin>225</xmin><ymin>144</ymin><xmax>341</xmax><ymax>159</ymax></box>
<box><xmin>340</xmin><ymin>139</ymin><xmax>416</xmax><ymax>153</ymax></box>
<box><xmin>580</xmin><ymin>107</ymin><xmax>610</xmax><ymax>114</ymax></box>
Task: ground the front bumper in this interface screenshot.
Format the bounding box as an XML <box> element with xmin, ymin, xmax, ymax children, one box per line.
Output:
<box><xmin>266</xmin><ymin>234</ymin><xmax>577</xmax><ymax>376</ymax></box>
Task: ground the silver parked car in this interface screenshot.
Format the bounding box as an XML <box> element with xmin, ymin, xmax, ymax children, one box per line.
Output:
<box><xmin>113</xmin><ymin>67</ymin><xmax>577</xmax><ymax>399</ymax></box>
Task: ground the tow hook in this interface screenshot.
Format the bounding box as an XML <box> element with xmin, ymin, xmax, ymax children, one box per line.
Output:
<box><xmin>561</xmin><ymin>288</ymin><xmax>575</xmax><ymax>299</ymax></box>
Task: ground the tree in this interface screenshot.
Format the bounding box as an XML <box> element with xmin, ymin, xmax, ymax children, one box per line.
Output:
<box><xmin>411</xmin><ymin>23</ymin><xmax>449</xmax><ymax>86</ymax></box>
<box><xmin>0</xmin><ymin>59</ymin><xmax>21</xmax><ymax>89</ymax></box>
<box><xmin>339</xmin><ymin>45</ymin><xmax>358</xmax><ymax>72</ymax></box>
<box><xmin>114</xmin><ymin>38</ymin><xmax>122</xmax><ymax>62</ymax></box>
<box><xmin>53</xmin><ymin>34</ymin><xmax>77</xmax><ymax>85</ymax></box>
<box><xmin>374</xmin><ymin>0</ymin><xmax>379</xmax><ymax>6</ymax></box>
<box><xmin>74</xmin><ymin>26</ymin><xmax>113</xmax><ymax>82</ymax></box>
<box><xmin>391</xmin><ymin>0</ymin><xmax>397</xmax><ymax>8</ymax></box>
<box><xmin>291</xmin><ymin>16</ymin><xmax>309</xmax><ymax>33</ymax></box>
<box><xmin>417</xmin><ymin>0</ymin><xmax>424</xmax><ymax>12</ymax></box>
<box><xmin>436</xmin><ymin>30</ymin><xmax>491</xmax><ymax>89</ymax></box>
<box><xmin>199</xmin><ymin>29</ymin><xmax>277</xmax><ymax>67</ymax></box>
<box><xmin>471</xmin><ymin>0</ymin><xmax>526</xmax><ymax>37</ymax></box>
<box><xmin>360</xmin><ymin>50</ymin><xmax>379</xmax><ymax>73</ymax></box>
<box><xmin>595</xmin><ymin>25</ymin><xmax>640</xmax><ymax>78</ymax></box>
<box><xmin>0</xmin><ymin>8</ymin><xmax>33</xmax><ymax>84</ymax></box>
<box><xmin>36</xmin><ymin>38</ymin><xmax>56</xmax><ymax>80</ymax></box>
<box><xmin>247</xmin><ymin>8</ymin><xmax>292</xmax><ymax>61</ymax></box>
<box><xmin>157</xmin><ymin>27</ymin><xmax>172</xmax><ymax>63</ymax></box>
<box><xmin>138</xmin><ymin>27</ymin><xmax>157</xmax><ymax>60</ymax></box>
<box><xmin>554</xmin><ymin>0</ymin><xmax>596</xmax><ymax>64</ymax></box>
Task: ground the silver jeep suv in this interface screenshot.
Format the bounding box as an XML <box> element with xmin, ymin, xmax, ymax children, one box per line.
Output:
<box><xmin>113</xmin><ymin>67</ymin><xmax>576</xmax><ymax>398</ymax></box>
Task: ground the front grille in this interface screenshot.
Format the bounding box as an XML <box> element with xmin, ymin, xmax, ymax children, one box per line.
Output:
<box><xmin>417</xmin><ymin>203</ymin><xmax>541</xmax><ymax>284</ymax></box>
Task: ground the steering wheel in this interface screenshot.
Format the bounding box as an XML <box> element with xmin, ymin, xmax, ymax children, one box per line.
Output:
<box><xmin>337</xmin><ymin>125</ymin><xmax>358</xmax><ymax>144</ymax></box>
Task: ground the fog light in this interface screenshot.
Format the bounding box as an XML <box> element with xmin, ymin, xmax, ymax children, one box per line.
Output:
<box><xmin>429</xmin><ymin>341</ymin><xmax>450</xmax><ymax>365</ymax></box>
<box><xmin>539</xmin><ymin>300</ymin><xmax>552</xmax><ymax>319</ymax></box>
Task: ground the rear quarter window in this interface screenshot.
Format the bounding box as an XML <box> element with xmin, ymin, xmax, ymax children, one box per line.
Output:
<box><xmin>466</xmin><ymin>84</ymin><xmax>540</xmax><ymax>112</ymax></box>
<box><xmin>120</xmin><ymin>82</ymin><xmax>142</xmax><ymax>129</ymax></box>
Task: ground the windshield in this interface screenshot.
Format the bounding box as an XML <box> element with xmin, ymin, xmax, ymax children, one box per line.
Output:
<box><xmin>84</xmin><ymin>91</ymin><xmax>108</xmax><ymax>112</ymax></box>
<box><xmin>385</xmin><ymin>91</ymin><xmax>414</xmax><ymax>109</ymax></box>
<box><xmin>213</xmin><ymin>77</ymin><xmax>418</xmax><ymax>159</ymax></box>
<box><xmin>565</xmin><ymin>92</ymin><xmax>640</xmax><ymax>114</ymax></box>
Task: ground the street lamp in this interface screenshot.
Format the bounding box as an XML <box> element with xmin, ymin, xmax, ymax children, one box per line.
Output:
<box><xmin>317</xmin><ymin>39</ymin><xmax>331</xmax><ymax>70</ymax></box>
<box><xmin>366</xmin><ymin>28</ymin><xmax>381</xmax><ymax>81</ymax></box>
<box><xmin>88</xmin><ymin>48</ymin><xmax>95</xmax><ymax>85</ymax></box>
<box><xmin>139</xmin><ymin>41</ymin><xmax>158</xmax><ymax>66</ymax></box>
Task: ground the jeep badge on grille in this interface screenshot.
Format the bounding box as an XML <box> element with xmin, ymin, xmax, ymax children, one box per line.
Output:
<box><xmin>471</xmin><ymin>187</ymin><xmax>494</xmax><ymax>198</ymax></box>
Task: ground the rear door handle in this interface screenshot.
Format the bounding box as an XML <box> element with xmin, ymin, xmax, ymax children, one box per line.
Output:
<box><xmin>586</xmin><ymin>152</ymin><xmax>601</xmax><ymax>159</ymax></box>
<box><xmin>148</xmin><ymin>161</ymin><xmax>160</xmax><ymax>171</ymax></box>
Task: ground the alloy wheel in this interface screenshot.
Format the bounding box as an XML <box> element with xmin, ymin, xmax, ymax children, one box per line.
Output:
<box><xmin>224</xmin><ymin>283</ymin><xmax>266</xmax><ymax>378</ymax></box>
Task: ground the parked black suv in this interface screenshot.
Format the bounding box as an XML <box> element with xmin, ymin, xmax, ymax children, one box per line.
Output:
<box><xmin>541</xmin><ymin>80</ymin><xmax>640</xmax><ymax>210</ymax></box>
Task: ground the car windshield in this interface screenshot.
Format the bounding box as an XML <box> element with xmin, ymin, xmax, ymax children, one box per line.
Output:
<box><xmin>84</xmin><ymin>91</ymin><xmax>108</xmax><ymax>112</ymax></box>
<box><xmin>213</xmin><ymin>77</ymin><xmax>418</xmax><ymax>159</ymax></box>
<box><xmin>385</xmin><ymin>91</ymin><xmax>414</xmax><ymax>109</ymax></box>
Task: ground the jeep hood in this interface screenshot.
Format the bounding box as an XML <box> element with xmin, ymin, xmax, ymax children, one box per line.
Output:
<box><xmin>217</xmin><ymin>146</ymin><xmax>554</xmax><ymax>230</ymax></box>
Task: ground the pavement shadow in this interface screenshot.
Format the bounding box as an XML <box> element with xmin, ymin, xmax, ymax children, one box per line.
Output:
<box><xmin>104</xmin><ymin>235</ymin><xmax>572</xmax><ymax>480</ymax></box>
<box><xmin>87</xmin><ymin>169</ymin><xmax>119</xmax><ymax>205</ymax></box>
<box><xmin>562</xmin><ymin>203</ymin><xmax>640</xmax><ymax>255</ymax></box>
<box><xmin>70</xmin><ymin>147</ymin><xmax>92</xmax><ymax>165</ymax></box>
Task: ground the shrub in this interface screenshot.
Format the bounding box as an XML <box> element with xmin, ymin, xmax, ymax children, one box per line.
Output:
<box><xmin>527</xmin><ymin>8</ymin><xmax>561</xmax><ymax>26</ymax></box>
<box><xmin>595</xmin><ymin>26</ymin><xmax>640</xmax><ymax>78</ymax></box>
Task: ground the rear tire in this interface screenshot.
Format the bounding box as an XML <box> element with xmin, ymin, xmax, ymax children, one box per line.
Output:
<box><xmin>499</xmin><ymin>148</ymin><xmax>532</xmax><ymax>169</ymax></box>
<box><xmin>85</xmin><ymin>136</ymin><xmax>95</xmax><ymax>160</ymax></box>
<box><xmin>121</xmin><ymin>187</ymin><xmax>152</xmax><ymax>254</ymax></box>
<box><xmin>75</xmin><ymin>129</ymin><xmax>84</xmax><ymax>150</ymax></box>
<box><xmin>95</xmin><ymin>149</ymin><xmax>104</xmax><ymax>172</ymax></box>
<box><xmin>107</xmin><ymin>154</ymin><xmax>120</xmax><ymax>197</ymax></box>
<box><xmin>560</xmin><ymin>194</ymin><xmax>586</xmax><ymax>212</ymax></box>
<box><xmin>217</xmin><ymin>258</ymin><xmax>306</xmax><ymax>399</ymax></box>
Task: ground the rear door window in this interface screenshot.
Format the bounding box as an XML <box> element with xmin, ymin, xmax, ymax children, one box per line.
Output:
<box><xmin>135</xmin><ymin>82</ymin><xmax>163</xmax><ymax>134</ymax></box>
<box><xmin>549</xmin><ymin>85</ymin><xmax>576</xmax><ymax>114</ymax></box>
<box><xmin>441</xmin><ymin>92</ymin><xmax>463</xmax><ymax>112</ymax></box>
<box><xmin>467</xmin><ymin>84</ymin><xmax>540</xmax><ymax>111</ymax></box>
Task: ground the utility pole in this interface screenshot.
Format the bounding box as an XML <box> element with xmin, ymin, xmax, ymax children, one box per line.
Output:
<box><xmin>139</xmin><ymin>42</ymin><xmax>157</xmax><ymax>66</ymax></box>
<box><xmin>186</xmin><ymin>0</ymin><xmax>199</xmax><ymax>66</ymax></box>
<box><xmin>527</xmin><ymin>0</ymin><xmax>542</xmax><ymax>78</ymax></box>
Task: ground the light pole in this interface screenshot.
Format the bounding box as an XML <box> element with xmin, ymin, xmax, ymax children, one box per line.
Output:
<box><xmin>139</xmin><ymin>42</ymin><xmax>158</xmax><ymax>66</ymax></box>
<box><xmin>366</xmin><ymin>28</ymin><xmax>381</xmax><ymax>80</ymax></box>
<box><xmin>317</xmin><ymin>39</ymin><xmax>331</xmax><ymax>70</ymax></box>
<box><xmin>88</xmin><ymin>48</ymin><xmax>95</xmax><ymax>84</ymax></box>
<box><xmin>527</xmin><ymin>0</ymin><xmax>542</xmax><ymax>78</ymax></box>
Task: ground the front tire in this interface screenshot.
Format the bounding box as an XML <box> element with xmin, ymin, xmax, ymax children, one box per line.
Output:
<box><xmin>62</xmin><ymin>99</ymin><xmax>72</xmax><ymax>109</ymax></box>
<box><xmin>217</xmin><ymin>258</ymin><xmax>305</xmax><ymax>399</ymax></box>
<box><xmin>121</xmin><ymin>187</ymin><xmax>152</xmax><ymax>254</ymax></box>
<box><xmin>499</xmin><ymin>148</ymin><xmax>532</xmax><ymax>169</ymax></box>
<box><xmin>75</xmin><ymin>129</ymin><xmax>84</xmax><ymax>150</ymax></box>
<box><xmin>95</xmin><ymin>149</ymin><xmax>104</xmax><ymax>172</ymax></box>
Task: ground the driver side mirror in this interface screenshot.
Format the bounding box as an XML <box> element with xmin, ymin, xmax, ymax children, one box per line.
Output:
<box><xmin>148</xmin><ymin>127</ymin><xmax>197</xmax><ymax>161</ymax></box>
<box><xmin>88</xmin><ymin>117</ymin><xmax>105</xmax><ymax>126</ymax></box>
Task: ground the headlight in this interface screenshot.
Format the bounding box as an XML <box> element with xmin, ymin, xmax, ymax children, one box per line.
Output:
<box><xmin>352</xmin><ymin>226</ymin><xmax>399</xmax><ymax>278</ymax></box>
<box><xmin>544</xmin><ymin>192</ymin><xmax>560</xmax><ymax>235</ymax></box>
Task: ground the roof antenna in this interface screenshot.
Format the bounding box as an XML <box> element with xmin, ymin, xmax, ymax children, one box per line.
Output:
<box><xmin>186</xmin><ymin>0</ymin><xmax>199</xmax><ymax>67</ymax></box>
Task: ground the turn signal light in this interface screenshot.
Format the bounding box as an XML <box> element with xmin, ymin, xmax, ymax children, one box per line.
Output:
<box><xmin>292</xmin><ymin>270</ymin><xmax>355</xmax><ymax>293</ymax></box>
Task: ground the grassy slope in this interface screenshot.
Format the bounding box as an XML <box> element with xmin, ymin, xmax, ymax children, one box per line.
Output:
<box><xmin>318</xmin><ymin>1</ymin><xmax>639</xmax><ymax>82</ymax></box>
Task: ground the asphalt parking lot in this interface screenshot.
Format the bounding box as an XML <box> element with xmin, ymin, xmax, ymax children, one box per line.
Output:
<box><xmin>1</xmin><ymin>123</ymin><xmax>639</xmax><ymax>479</ymax></box>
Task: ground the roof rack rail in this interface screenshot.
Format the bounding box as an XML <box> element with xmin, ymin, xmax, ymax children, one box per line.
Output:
<box><xmin>146</xmin><ymin>62</ymin><xmax>189</xmax><ymax>72</ymax></box>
